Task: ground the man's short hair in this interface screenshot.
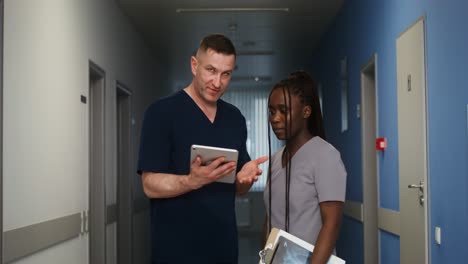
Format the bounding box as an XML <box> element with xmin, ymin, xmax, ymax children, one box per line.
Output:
<box><xmin>199</xmin><ymin>34</ymin><xmax>236</xmax><ymax>57</ymax></box>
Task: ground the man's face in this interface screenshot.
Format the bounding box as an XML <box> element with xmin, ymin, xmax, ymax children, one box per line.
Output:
<box><xmin>191</xmin><ymin>48</ymin><xmax>235</xmax><ymax>105</ymax></box>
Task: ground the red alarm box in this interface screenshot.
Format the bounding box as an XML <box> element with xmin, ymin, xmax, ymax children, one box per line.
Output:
<box><xmin>376</xmin><ymin>137</ymin><xmax>387</xmax><ymax>151</ymax></box>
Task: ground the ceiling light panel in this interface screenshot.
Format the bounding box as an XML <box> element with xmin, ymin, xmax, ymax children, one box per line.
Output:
<box><xmin>176</xmin><ymin>7</ymin><xmax>289</xmax><ymax>13</ymax></box>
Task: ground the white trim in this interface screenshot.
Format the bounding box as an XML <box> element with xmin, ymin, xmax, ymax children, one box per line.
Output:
<box><xmin>3</xmin><ymin>213</ymin><xmax>83</xmax><ymax>263</ymax></box>
<box><xmin>343</xmin><ymin>200</ymin><xmax>363</xmax><ymax>222</ymax></box>
<box><xmin>343</xmin><ymin>201</ymin><xmax>402</xmax><ymax>237</ymax></box>
<box><xmin>89</xmin><ymin>60</ymin><xmax>107</xmax><ymax>264</ymax></box>
<box><xmin>421</xmin><ymin>16</ymin><xmax>431</xmax><ymax>264</ymax></box>
<box><xmin>378</xmin><ymin>208</ymin><xmax>400</xmax><ymax>236</ymax></box>
<box><xmin>0</xmin><ymin>1</ymin><xmax>4</xmax><ymax>261</ymax></box>
<box><xmin>374</xmin><ymin>53</ymin><xmax>380</xmax><ymax>206</ymax></box>
<box><xmin>116</xmin><ymin>80</ymin><xmax>133</xmax><ymax>96</ymax></box>
<box><xmin>361</xmin><ymin>54</ymin><xmax>379</xmax><ymax>264</ymax></box>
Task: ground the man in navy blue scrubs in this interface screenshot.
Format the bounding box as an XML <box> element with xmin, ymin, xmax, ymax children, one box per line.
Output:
<box><xmin>137</xmin><ymin>34</ymin><xmax>268</xmax><ymax>264</ymax></box>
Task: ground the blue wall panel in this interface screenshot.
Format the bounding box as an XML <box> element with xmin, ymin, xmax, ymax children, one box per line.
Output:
<box><xmin>380</xmin><ymin>230</ymin><xmax>400</xmax><ymax>264</ymax></box>
<box><xmin>313</xmin><ymin>0</ymin><xmax>468</xmax><ymax>263</ymax></box>
<box><xmin>336</xmin><ymin>217</ymin><xmax>363</xmax><ymax>264</ymax></box>
<box><xmin>425</xmin><ymin>0</ymin><xmax>468</xmax><ymax>262</ymax></box>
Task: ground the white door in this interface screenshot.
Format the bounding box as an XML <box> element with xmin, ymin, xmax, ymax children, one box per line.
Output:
<box><xmin>396</xmin><ymin>18</ymin><xmax>428</xmax><ymax>264</ymax></box>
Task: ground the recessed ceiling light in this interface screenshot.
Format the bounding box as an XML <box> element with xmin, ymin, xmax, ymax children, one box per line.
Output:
<box><xmin>231</xmin><ymin>76</ymin><xmax>272</xmax><ymax>82</ymax></box>
<box><xmin>176</xmin><ymin>7</ymin><xmax>289</xmax><ymax>13</ymax></box>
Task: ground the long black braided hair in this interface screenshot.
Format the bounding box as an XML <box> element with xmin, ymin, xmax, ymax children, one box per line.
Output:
<box><xmin>267</xmin><ymin>70</ymin><xmax>325</xmax><ymax>233</ymax></box>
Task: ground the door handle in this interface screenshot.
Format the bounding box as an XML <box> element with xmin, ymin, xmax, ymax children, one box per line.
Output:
<box><xmin>408</xmin><ymin>180</ymin><xmax>425</xmax><ymax>206</ymax></box>
<box><xmin>408</xmin><ymin>180</ymin><xmax>424</xmax><ymax>191</ymax></box>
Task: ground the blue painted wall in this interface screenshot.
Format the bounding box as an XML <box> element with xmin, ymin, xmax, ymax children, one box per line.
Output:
<box><xmin>380</xmin><ymin>231</ymin><xmax>400</xmax><ymax>264</ymax></box>
<box><xmin>425</xmin><ymin>0</ymin><xmax>468</xmax><ymax>262</ymax></box>
<box><xmin>312</xmin><ymin>0</ymin><xmax>468</xmax><ymax>263</ymax></box>
<box><xmin>336</xmin><ymin>217</ymin><xmax>364</xmax><ymax>264</ymax></box>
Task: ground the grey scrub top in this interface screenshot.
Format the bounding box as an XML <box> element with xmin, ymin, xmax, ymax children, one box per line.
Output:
<box><xmin>264</xmin><ymin>136</ymin><xmax>347</xmax><ymax>245</ymax></box>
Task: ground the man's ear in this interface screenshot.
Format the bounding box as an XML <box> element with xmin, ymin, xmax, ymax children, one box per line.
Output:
<box><xmin>191</xmin><ymin>56</ymin><xmax>198</xmax><ymax>75</ymax></box>
<box><xmin>303</xmin><ymin>105</ymin><xmax>312</xmax><ymax>118</ymax></box>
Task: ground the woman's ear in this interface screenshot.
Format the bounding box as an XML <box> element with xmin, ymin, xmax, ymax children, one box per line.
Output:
<box><xmin>303</xmin><ymin>105</ymin><xmax>312</xmax><ymax>118</ymax></box>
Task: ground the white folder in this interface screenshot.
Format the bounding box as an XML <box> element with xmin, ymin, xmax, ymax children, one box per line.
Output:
<box><xmin>259</xmin><ymin>228</ymin><xmax>345</xmax><ymax>264</ymax></box>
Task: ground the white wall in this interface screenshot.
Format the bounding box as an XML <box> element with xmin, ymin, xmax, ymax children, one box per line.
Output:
<box><xmin>3</xmin><ymin>0</ymin><xmax>167</xmax><ymax>262</ymax></box>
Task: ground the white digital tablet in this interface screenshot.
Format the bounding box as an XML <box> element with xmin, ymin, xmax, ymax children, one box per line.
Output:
<box><xmin>190</xmin><ymin>144</ymin><xmax>239</xmax><ymax>184</ymax></box>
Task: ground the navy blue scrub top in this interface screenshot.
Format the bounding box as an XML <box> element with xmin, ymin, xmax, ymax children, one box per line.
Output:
<box><xmin>138</xmin><ymin>90</ymin><xmax>251</xmax><ymax>264</ymax></box>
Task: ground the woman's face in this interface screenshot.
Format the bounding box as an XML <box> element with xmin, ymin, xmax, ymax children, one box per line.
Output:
<box><xmin>268</xmin><ymin>87</ymin><xmax>309</xmax><ymax>141</ymax></box>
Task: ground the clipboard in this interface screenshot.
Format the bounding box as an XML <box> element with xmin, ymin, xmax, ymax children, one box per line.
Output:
<box><xmin>259</xmin><ymin>228</ymin><xmax>346</xmax><ymax>264</ymax></box>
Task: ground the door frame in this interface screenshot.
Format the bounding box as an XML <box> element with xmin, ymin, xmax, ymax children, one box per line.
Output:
<box><xmin>0</xmin><ymin>0</ymin><xmax>4</xmax><ymax>261</ymax></box>
<box><xmin>360</xmin><ymin>54</ymin><xmax>379</xmax><ymax>264</ymax></box>
<box><xmin>89</xmin><ymin>61</ymin><xmax>106</xmax><ymax>264</ymax></box>
<box><xmin>116</xmin><ymin>81</ymin><xmax>133</xmax><ymax>264</ymax></box>
<box><xmin>421</xmin><ymin>17</ymin><xmax>430</xmax><ymax>264</ymax></box>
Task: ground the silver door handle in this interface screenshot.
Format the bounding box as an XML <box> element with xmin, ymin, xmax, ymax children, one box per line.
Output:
<box><xmin>408</xmin><ymin>180</ymin><xmax>425</xmax><ymax>206</ymax></box>
<box><xmin>408</xmin><ymin>180</ymin><xmax>424</xmax><ymax>190</ymax></box>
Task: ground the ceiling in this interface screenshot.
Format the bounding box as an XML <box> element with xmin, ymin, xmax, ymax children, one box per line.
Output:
<box><xmin>117</xmin><ymin>0</ymin><xmax>344</xmax><ymax>87</ymax></box>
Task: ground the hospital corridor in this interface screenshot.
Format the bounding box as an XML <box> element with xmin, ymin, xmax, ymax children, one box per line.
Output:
<box><xmin>0</xmin><ymin>0</ymin><xmax>467</xmax><ymax>263</ymax></box>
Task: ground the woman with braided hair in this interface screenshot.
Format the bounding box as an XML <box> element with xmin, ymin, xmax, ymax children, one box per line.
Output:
<box><xmin>263</xmin><ymin>71</ymin><xmax>347</xmax><ymax>264</ymax></box>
